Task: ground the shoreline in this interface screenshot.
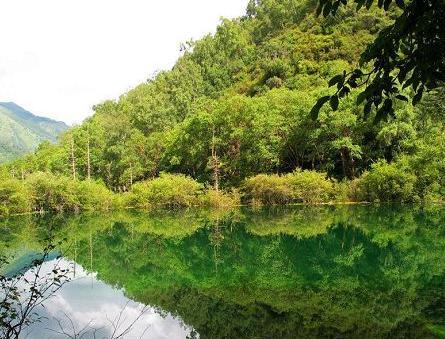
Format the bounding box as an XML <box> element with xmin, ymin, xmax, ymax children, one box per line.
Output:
<box><xmin>2</xmin><ymin>200</ymin><xmax>444</xmax><ymax>219</ymax></box>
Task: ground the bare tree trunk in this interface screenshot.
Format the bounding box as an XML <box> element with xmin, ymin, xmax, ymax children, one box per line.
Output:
<box><xmin>71</xmin><ymin>137</ymin><xmax>76</xmax><ymax>180</ymax></box>
<box><xmin>87</xmin><ymin>137</ymin><xmax>91</xmax><ymax>180</ymax></box>
<box><xmin>129</xmin><ymin>162</ymin><xmax>133</xmax><ymax>186</ymax></box>
<box><xmin>211</xmin><ymin>126</ymin><xmax>220</xmax><ymax>192</ymax></box>
<box><xmin>106</xmin><ymin>162</ymin><xmax>112</xmax><ymax>188</ymax></box>
<box><xmin>340</xmin><ymin>148</ymin><xmax>346</xmax><ymax>178</ymax></box>
<box><xmin>351</xmin><ymin>157</ymin><xmax>356</xmax><ymax>178</ymax></box>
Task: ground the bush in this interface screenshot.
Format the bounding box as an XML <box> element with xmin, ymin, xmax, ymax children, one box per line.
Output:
<box><xmin>26</xmin><ymin>173</ymin><xmax>81</xmax><ymax>213</ymax></box>
<box><xmin>0</xmin><ymin>179</ymin><xmax>33</xmax><ymax>216</ymax></box>
<box><xmin>243</xmin><ymin>174</ymin><xmax>293</xmax><ymax>205</ymax></box>
<box><xmin>202</xmin><ymin>189</ymin><xmax>241</xmax><ymax>208</ymax></box>
<box><xmin>286</xmin><ymin>170</ymin><xmax>335</xmax><ymax>203</ymax></box>
<box><xmin>24</xmin><ymin>172</ymin><xmax>115</xmax><ymax>213</ymax></box>
<box><xmin>406</xmin><ymin>146</ymin><xmax>445</xmax><ymax>201</ymax></box>
<box><xmin>74</xmin><ymin>180</ymin><xmax>115</xmax><ymax>211</ymax></box>
<box><xmin>356</xmin><ymin>161</ymin><xmax>417</xmax><ymax>202</ymax></box>
<box><xmin>243</xmin><ymin>171</ymin><xmax>339</xmax><ymax>205</ymax></box>
<box><xmin>334</xmin><ymin>180</ymin><xmax>354</xmax><ymax>202</ymax></box>
<box><xmin>129</xmin><ymin>173</ymin><xmax>203</xmax><ymax>208</ymax></box>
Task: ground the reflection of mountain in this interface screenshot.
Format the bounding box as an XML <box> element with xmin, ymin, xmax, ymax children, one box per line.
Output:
<box><xmin>2</xmin><ymin>206</ymin><xmax>445</xmax><ymax>338</ymax></box>
<box><xmin>1</xmin><ymin>251</ymin><xmax>60</xmax><ymax>277</ymax></box>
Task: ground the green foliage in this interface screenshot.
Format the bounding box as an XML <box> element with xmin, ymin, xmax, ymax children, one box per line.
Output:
<box><xmin>129</xmin><ymin>173</ymin><xmax>204</xmax><ymax>209</ymax></box>
<box><xmin>243</xmin><ymin>170</ymin><xmax>336</xmax><ymax>204</ymax></box>
<box><xmin>26</xmin><ymin>173</ymin><xmax>79</xmax><ymax>212</ymax></box>
<box><xmin>0</xmin><ymin>173</ymin><xmax>116</xmax><ymax>216</ymax></box>
<box><xmin>201</xmin><ymin>189</ymin><xmax>241</xmax><ymax>208</ymax></box>
<box><xmin>243</xmin><ymin>174</ymin><xmax>294</xmax><ymax>205</ymax></box>
<box><xmin>355</xmin><ymin>160</ymin><xmax>417</xmax><ymax>202</ymax></box>
<box><xmin>287</xmin><ymin>169</ymin><xmax>335</xmax><ymax>203</ymax></box>
<box><xmin>74</xmin><ymin>180</ymin><xmax>116</xmax><ymax>211</ymax></box>
<box><xmin>0</xmin><ymin>179</ymin><xmax>32</xmax><ymax>216</ymax></box>
<box><xmin>26</xmin><ymin>172</ymin><xmax>115</xmax><ymax>213</ymax></box>
<box><xmin>314</xmin><ymin>0</ymin><xmax>445</xmax><ymax>121</ymax></box>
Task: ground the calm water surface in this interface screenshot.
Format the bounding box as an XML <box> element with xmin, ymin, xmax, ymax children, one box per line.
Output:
<box><xmin>1</xmin><ymin>205</ymin><xmax>445</xmax><ymax>338</ymax></box>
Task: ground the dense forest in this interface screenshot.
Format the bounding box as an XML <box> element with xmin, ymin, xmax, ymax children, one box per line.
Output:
<box><xmin>0</xmin><ymin>0</ymin><xmax>444</xmax><ymax>215</ymax></box>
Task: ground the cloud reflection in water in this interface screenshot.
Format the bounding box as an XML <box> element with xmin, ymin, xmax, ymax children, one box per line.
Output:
<box><xmin>22</xmin><ymin>259</ymin><xmax>194</xmax><ymax>339</ymax></box>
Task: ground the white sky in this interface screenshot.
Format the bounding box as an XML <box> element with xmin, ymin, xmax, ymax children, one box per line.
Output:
<box><xmin>0</xmin><ymin>0</ymin><xmax>249</xmax><ymax>125</ymax></box>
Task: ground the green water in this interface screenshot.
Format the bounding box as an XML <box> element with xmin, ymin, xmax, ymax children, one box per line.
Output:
<box><xmin>2</xmin><ymin>205</ymin><xmax>445</xmax><ymax>338</ymax></box>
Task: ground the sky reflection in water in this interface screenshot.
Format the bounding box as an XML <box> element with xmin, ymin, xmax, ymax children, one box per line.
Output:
<box><xmin>23</xmin><ymin>259</ymin><xmax>192</xmax><ymax>339</ymax></box>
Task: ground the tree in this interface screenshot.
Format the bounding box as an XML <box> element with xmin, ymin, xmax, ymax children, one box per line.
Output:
<box><xmin>312</xmin><ymin>0</ymin><xmax>445</xmax><ymax>122</ymax></box>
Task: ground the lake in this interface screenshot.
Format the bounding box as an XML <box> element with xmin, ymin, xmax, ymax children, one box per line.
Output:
<box><xmin>1</xmin><ymin>205</ymin><xmax>445</xmax><ymax>338</ymax></box>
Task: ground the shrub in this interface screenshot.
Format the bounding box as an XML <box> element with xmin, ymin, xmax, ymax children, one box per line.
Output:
<box><xmin>406</xmin><ymin>146</ymin><xmax>445</xmax><ymax>201</ymax></box>
<box><xmin>286</xmin><ymin>170</ymin><xmax>335</xmax><ymax>203</ymax></box>
<box><xmin>74</xmin><ymin>180</ymin><xmax>115</xmax><ymax>211</ymax></box>
<box><xmin>202</xmin><ymin>189</ymin><xmax>241</xmax><ymax>208</ymax></box>
<box><xmin>356</xmin><ymin>161</ymin><xmax>417</xmax><ymax>202</ymax></box>
<box><xmin>0</xmin><ymin>179</ymin><xmax>33</xmax><ymax>216</ymax></box>
<box><xmin>243</xmin><ymin>174</ymin><xmax>293</xmax><ymax>205</ymax></box>
<box><xmin>24</xmin><ymin>173</ymin><xmax>116</xmax><ymax>213</ymax></box>
<box><xmin>334</xmin><ymin>180</ymin><xmax>354</xmax><ymax>202</ymax></box>
<box><xmin>129</xmin><ymin>173</ymin><xmax>203</xmax><ymax>208</ymax></box>
<box><xmin>26</xmin><ymin>172</ymin><xmax>81</xmax><ymax>213</ymax></box>
<box><xmin>243</xmin><ymin>171</ymin><xmax>337</xmax><ymax>205</ymax></box>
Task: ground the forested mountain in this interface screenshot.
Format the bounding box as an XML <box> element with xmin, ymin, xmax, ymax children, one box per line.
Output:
<box><xmin>1</xmin><ymin>0</ymin><xmax>444</xmax><ymax>208</ymax></box>
<box><xmin>0</xmin><ymin>102</ymin><xmax>68</xmax><ymax>163</ymax></box>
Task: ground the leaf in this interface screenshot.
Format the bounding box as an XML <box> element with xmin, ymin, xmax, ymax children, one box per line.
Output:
<box><xmin>356</xmin><ymin>0</ymin><xmax>366</xmax><ymax>10</ymax></box>
<box><xmin>402</xmin><ymin>75</ymin><xmax>414</xmax><ymax>89</ymax></box>
<box><xmin>374</xmin><ymin>108</ymin><xmax>386</xmax><ymax>124</ymax></box>
<box><xmin>339</xmin><ymin>86</ymin><xmax>350</xmax><ymax>98</ymax></box>
<box><xmin>356</xmin><ymin>91</ymin><xmax>367</xmax><ymax>105</ymax></box>
<box><xmin>310</xmin><ymin>96</ymin><xmax>330</xmax><ymax>120</ymax></box>
<box><xmin>395</xmin><ymin>94</ymin><xmax>408</xmax><ymax>102</ymax></box>
<box><xmin>412</xmin><ymin>87</ymin><xmax>424</xmax><ymax>106</ymax></box>
<box><xmin>352</xmin><ymin>69</ymin><xmax>364</xmax><ymax>77</ymax></box>
<box><xmin>322</xmin><ymin>1</ymin><xmax>332</xmax><ymax>16</ymax></box>
<box><xmin>373</xmin><ymin>99</ymin><xmax>392</xmax><ymax>124</ymax></box>
<box><xmin>330</xmin><ymin>95</ymin><xmax>339</xmax><ymax>110</ymax></box>
<box><xmin>395</xmin><ymin>0</ymin><xmax>405</xmax><ymax>8</ymax></box>
<box><xmin>328</xmin><ymin>74</ymin><xmax>344</xmax><ymax>87</ymax></box>
<box><xmin>364</xmin><ymin>101</ymin><xmax>372</xmax><ymax>118</ymax></box>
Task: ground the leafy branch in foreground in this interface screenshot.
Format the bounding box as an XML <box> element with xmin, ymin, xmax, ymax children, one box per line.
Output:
<box><xmin>45</xmin><ymin>302</ymin><xmax>150</xmax><ymax>339</ymax></box>
<box><xmin>0</xmin><ymin>238</ymin><xmax>152</xmax><ymax>338</ymax></box>
<box><xmin>0</xmin><ymin>240</ymin><xmax>71</xmax><ymax>339</ymax></box>
<box><xmin>311</xmin><ymin>0</ymin><xmax>445</xmax><ymax>122</ymax></box>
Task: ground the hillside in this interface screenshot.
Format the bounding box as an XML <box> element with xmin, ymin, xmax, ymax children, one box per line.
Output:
<box><xmin>0</xmin><ymin>102</ymin><xmax>68</xmax><ymax>163</ymax></box>
<box><xmin>1</xmin><ymin>0</ymin><xmax>444</xmax><ymax>204</ymax></box>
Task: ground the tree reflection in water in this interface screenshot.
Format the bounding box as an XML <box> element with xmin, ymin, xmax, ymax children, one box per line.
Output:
<box><xmin>1</xmin><ymin>205</ymin><xmax>445</xmax><ymax>338</ymax></box>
